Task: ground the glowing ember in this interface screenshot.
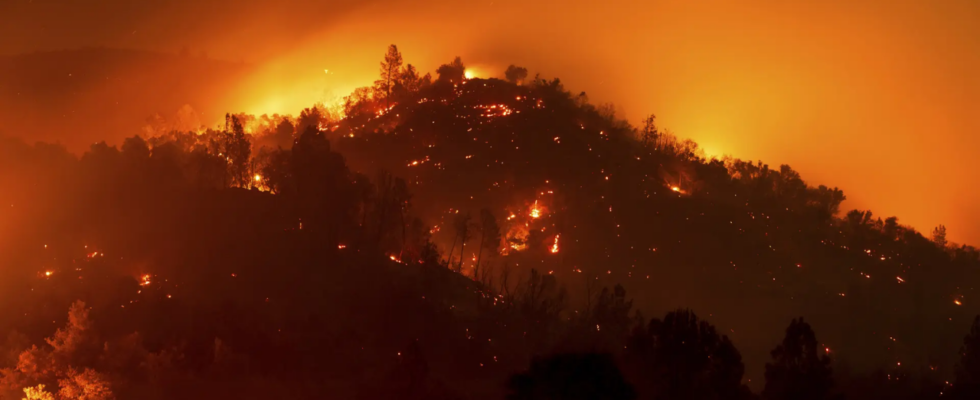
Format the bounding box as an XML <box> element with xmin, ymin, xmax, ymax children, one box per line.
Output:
<box><xmin>955</xmin><ymin>299</ymin><xmax>963</xmax><ymax>306</ymax></box>
<box><xmin>44</xmin><ymin>271</ymin><xmax>53</xmax><ymax>277</ymax></box>
<box><xmin>474</xmin><ymin>104</ymin><xmax>514</xmax><ymax>118</ymax></box>
<box><xmin>253</xmin><ymin>174</ymin><xmax>262</xmax><ymax>182</ymax></box>
<box><xmin>337</xmin><ymin>244</ymin><xmax>347</xmax><ymax>249</ymax></box>
<box><xmin>140</xmin><ymin>274</ymin><xmax>152</xmax><ymax>286</ymax></box>
<box><xmin>671</xmin><ymin>186</ymin><xmax>681</xmax><ymax>192</ymax></box>
<box><xmin>896</xmin><ymin>276</ymin><xmax>905</xmax><ymax>283</ymax></box>
<box><xmin>550</xmin><ymin>234</ymin><xmax>560</xmax><ymax>254</ymax></box>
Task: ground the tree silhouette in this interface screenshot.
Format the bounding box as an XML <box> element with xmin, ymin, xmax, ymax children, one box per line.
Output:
<box><xmin>762</xmin><ymin>318</ymin><xmax>833</xmax><ymax>400</ymax></box>
<box><xmin>359</xmin><ymin>341</ymin><xmax>458</xmax><ymax>400</ymax></box>
<box><xmin>372</xmin><ymin>170</ymin><xmax>412</xmax><ymax>252</ymax></box>
<box><xmin>398</xmin><ymin>64</ymin><xmax>430</xmax><ymax>96</ymax></box>
<box><xmin>436</xmin><ymin>57</ymin><xmax>466</xmax><ymax>83</ymax></box>
<box><xmin>448</xmin><ymin>211</ymin><xmax>474</xmax><ymax>272</ymax></box>
<box><xmin>507</xmin><ymin>353</ymin><xmax>635</xmax><ymax>400</ymax></box>
<box><xmin>932</xmin><ymin>224</ymin><xmax>948</xmax><ymax>248</ymax></box>
<box><xmin>505</xmin><ymin>65</ymin><xmax>528</xmax><ymax>85</ymax></box>
<box><xmin>476</xmin><ymin>208</ymin><xmax>502</xmax><ymax>272</ymax></box>
<box><xmin>950</xmin><ymin>315</ymin><xmax>980</xmax><ymax>398</ymax></box>
<box><xmin>273</xmin><ymin>118</ymin><xmax>295</xmax><ymax>148</ymax></box>
<box><xmin>589</xmin><ymin>285</ymin><xmax>633</xmax><ymax>349</ymax></box>
<box><xmin>217</xmin><ymin>114</ymin><xmax>252</xmax><ymax>187</ymax></box>
<box><xmin>296</xmin><ymin>105</ymin><xmax>327</xmax><ymax>134</ymax></box>
<box><xmin>624</xmin><ymin>309</ymin><xmax>748</xmax><ymax>400</ymax></box>
<box><xmin>883</xmin><ymin>216</ymin><xmax>900</xmax><ymax>239</ymax></box>
<box><xmin>375</xmin><ymin>44</ymin><xmax>404</xmax><ymax>109</ymax></box>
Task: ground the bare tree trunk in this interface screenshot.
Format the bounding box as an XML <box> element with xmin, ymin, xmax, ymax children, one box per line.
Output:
<box><xmin>448</xmin><ymin>233</ymin><xmax>459</xmax><ymax>267</ymax></box>
<box><xmin>398</xmin><ymin>207</ymin><xmax>407</xmax><ymax>259</ymax></box>
<box><xmin>459</xmin><ymin>239</ymin><xmax>467</xmax><ymax>272</ymax></box>
<box><xmin>476</xmin><ymin>230</ymin><xmax>486</xmax><ymax>273</ymax></box>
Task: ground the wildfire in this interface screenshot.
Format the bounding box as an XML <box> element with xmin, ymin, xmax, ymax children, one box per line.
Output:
<box><xmin>406</xmin><ymin>156</ymin><xmax>430</xmax><ymax>167</ymax></box>
<box><xmin>375</xmin><ymin>104</ymin><xmax>396</xmax><ymax>117</ymax></box>
<box><xmin>529</xmin><ymin>201</ymin><xmax>542</xmax><ymax>219</ymax></box>
<box><xmin>464</xmin><ymin>69</ymin><xmax>475</xmax><ymax>79</ymax></box>
<box><xmin>550</xmin><ymin>234</ymin><xmax>560</xmax><ymax>254</ymax></box>
<box><xmin>253</xmin><ymin>174</ymin><xmax>262</xmax><ymax>182</ymax></box>
<box><xmin>140</xmin><ymin>274</ymin><xmax>151</xmax><ymax>286</ymax></box>
<box><xmin>474</xmin><ymin>104</ymin><xmax>514</xmax><ymax>118</ymax></box>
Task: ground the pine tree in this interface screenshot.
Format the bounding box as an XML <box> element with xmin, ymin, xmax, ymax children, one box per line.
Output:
<box><xmin>763</xmin><ymin>318</ymin><xmax>833</xmax><ymax>400</ymax></box>
<box><xmin>375</xmin><ymin>44</ymin><xmax>404</xmax><ymax>109</ymax></box>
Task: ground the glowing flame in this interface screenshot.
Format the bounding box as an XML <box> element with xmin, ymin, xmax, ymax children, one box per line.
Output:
<box><xmin>671</xmin><ymin>186</ymin><xmax>681</xmax><ymax>192</ymax></box>
<box><xmin>464</xmin><ymin>70</ymin><xmax>475</xmax><ymax>79</ymax></box>
<box><xmin>140</xmin><ymin>274</ymin><xmax>151</xmax><ymax>286</ymax></box>
<box><xmin>955</xmin><ymin>299</ymin><xmax>963</xmax><ymax>306</ymax></box>
<box><xmin>254</xmin><ymin>174</ymin><xmax>262</xmax><ymax>182</ymax></box>
<box><xmin>530</xmin><ymin>201</ymin><xmax>542</xmax><ymax>219</ymax></box>
<box><xmin>337</xmin><ymin>244</ymin><xmax>347</xmax><ymax>249</ymax></box>
<box><xmin>550</xmin><ymin>234</ymin><xmax>560</xmax><ymax>254</ymax></box>
<box><xmin>44</xmin><ymin>271</ymin><xmax>53</xmax><ymax>277</ymax></box>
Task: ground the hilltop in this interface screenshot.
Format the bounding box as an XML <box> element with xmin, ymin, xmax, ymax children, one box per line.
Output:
<box><xmin>324</xmin><ymin>52</ymin><xmax>979</xmax><ymax>384</ymax></box>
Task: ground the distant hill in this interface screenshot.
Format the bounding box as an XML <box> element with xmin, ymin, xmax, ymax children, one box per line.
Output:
<box><xmin>0</xmin><ymin>52</ymin><xmax>977</xmax><ymax>399</ymax></box>
<box><xmin>0</xmin><ymin>48</ymin><xmax>251</xmax><ymax>151</ymax></box>
<box><xmin>326</xmin><ymin>73</ymin><xmax>980</xmax><ymax>386</ymax></box>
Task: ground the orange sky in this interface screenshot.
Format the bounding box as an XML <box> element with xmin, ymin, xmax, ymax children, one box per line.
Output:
<box><xmin>3</xmin><ymin>0</ymin><xmax>978</xmax><ymax>244</ymax></box>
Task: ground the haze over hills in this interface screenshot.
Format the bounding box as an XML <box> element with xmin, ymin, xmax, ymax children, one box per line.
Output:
<box><xmin>1</xmin><ymin>46</ymin><xmax>979</xmax><ymax>399</ymax></box>
<box><xmin>0</xmin><ymin>48</ymin><xmax>251</xmax><ymax>151</ymax></box>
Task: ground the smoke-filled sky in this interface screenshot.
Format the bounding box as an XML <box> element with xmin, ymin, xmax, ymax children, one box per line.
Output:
<box><xmin>2</xmin><ymin>0</ymin><xmax>979</xmax><ymax>244</ymax></box>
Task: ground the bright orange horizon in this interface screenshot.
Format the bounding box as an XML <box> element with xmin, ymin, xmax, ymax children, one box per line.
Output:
<box><xmin>2</xmin><ymin>0</ymin><xmax>978</xmax><ymax>244</ymax></box>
